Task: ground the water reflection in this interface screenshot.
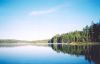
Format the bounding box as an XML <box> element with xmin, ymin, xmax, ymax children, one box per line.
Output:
<box><xmin>50</xmin><ymin>44</ymin><xmax>100</xmax><ymax>64</ymax></box>
<box><xmin>0</xmin><ymin>43</ymin><xmax>100</xmax><ymax>64</ymax></box>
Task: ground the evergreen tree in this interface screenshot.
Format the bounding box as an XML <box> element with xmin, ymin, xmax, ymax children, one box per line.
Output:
<box><xmin>49</xmin><ymin>20</ymin><xmax>100</xmax><ymax>43</ymax></box>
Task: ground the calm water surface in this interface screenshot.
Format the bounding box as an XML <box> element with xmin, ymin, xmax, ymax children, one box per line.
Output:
<box><xmin>0</xmin><ymin>43</ymin><xmax>100</xmax><ymax>64</ymax></box>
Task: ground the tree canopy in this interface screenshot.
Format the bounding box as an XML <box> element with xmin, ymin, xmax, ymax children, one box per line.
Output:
<box><xmin>49</xmin><ymin>20</ymin><xmax>100</xmax><ymax>43</ymax></box>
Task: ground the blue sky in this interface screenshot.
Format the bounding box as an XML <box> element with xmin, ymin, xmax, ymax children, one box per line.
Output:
<box><xmin>0</xmin><ymin>0</ymin><xmax>100</xmax><ymax>40</ymax></box>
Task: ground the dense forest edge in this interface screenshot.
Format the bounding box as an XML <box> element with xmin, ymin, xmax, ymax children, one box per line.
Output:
<box><xmin>48</xmin><ymin>20</ymin><xmax>100</xmax><ymax>44</ymax></box>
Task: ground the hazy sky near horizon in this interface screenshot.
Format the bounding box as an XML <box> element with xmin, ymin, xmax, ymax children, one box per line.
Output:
<box><xmin>0</xmin><ymin>0</ymin><xmax>100</xmax><ymax>40</ymax></box>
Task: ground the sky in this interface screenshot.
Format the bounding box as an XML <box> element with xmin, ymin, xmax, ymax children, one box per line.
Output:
<box><xmin>0</xmin><ymin>0</ymin><xmax>100</xmax><ymax>41</ymax></box>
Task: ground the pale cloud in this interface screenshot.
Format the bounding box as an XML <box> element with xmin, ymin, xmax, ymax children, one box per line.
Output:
<box><xmin>29</xmin><ymin>5</ymin><xmax>64</xmax><ymax>16</ymax></box>
<box><xmin>29</xmin><ymin>9</ymin><xmax>56</xmax><ymax>16</ymax></box>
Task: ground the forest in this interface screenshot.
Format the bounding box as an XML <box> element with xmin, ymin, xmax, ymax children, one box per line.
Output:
<box><xmin>49</xmin><ymin>21</ymin><xmax>100</xmax><ymax>43</ymax></box>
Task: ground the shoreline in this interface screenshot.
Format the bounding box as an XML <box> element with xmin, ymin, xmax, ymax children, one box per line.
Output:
<box><xmin>0</xmin><ymin>42</ymin><xmax>100</xmax><ymax>46</ymax></box>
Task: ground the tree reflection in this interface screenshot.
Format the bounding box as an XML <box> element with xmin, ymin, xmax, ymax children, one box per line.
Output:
<box><xmin>50</xmin><ymin>44</ymin><xmax>100</xmax><ymax>64</ymax></box>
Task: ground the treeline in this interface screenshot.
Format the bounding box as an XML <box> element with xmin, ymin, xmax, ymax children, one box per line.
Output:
<box><xmin>32</xmin><ymin>39</ymin><xmax>49</xmax><ymax>43</ymax></box>
<box><xmin>0</xmin><ymin>39</ymin><xmax>49</xmax><ymax>43</ymax></box>
<box><xmin>0</xmin><ymin>39</ymin><xmax>31</xmax><ymax>43</ymax></box>
<box><xmin>49</xmin><ymin>21</ymin><xmax>100</xmax><ymax>43</ymax></box>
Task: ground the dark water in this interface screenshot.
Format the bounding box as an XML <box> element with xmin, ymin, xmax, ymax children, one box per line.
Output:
<box><xmin>0</xmin><ymin>44</ymin><xmax>100</xmax><ymax>64</ymax></box>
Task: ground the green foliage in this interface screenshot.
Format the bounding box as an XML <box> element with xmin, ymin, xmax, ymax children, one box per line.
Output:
<box><xmin>49</xmin><ymin>34</ymin><xmax>60</xmax><ymax>43</ymax></box>
<box><xmin>49</xmin><ymin>20</ymin><xmax>100</xmax><ymax>43</ymax></box>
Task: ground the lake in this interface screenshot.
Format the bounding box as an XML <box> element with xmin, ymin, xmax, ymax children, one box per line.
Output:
<box><xmin>0</xmin><ymin>43</ymin><xmax>100</xmax><ymax>64</ymax></box>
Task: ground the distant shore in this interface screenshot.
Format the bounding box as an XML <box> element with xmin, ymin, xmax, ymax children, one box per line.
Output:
<box><xmin>0</xmin><ymin>39</ymin><xmax>100</xmax><ymax>47</ymax></box>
